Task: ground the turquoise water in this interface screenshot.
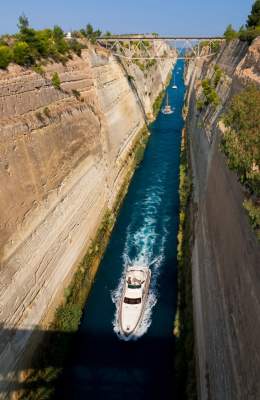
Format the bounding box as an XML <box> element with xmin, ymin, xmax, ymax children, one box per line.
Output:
<box><xmin>57</xmin><ymin>60</ymin><xmax>185</xmax><ymax>399</ymax></box>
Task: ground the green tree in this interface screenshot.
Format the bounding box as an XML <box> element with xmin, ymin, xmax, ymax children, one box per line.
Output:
<box><xmin>13</xmin><ymin>41</ymin><xmax>33</xmax><ymax>65</ymax></box>
<box><xmin>17</xmin><ymin>13</ymin><xmax>29</xmax><ymax>32</ymax></box>
<box><xmin>53</xmin><ymin>26</ymin><xmax>68</xmax><ymax>54</ymax></box>
<box><xmin>17</xmin><ymin>17</ymin><xmax>43</xmax><ymax>60</ymax></box>
<box><xmin>51</xmin><ymin>72</ymin><xmax>61</xmax><ymax>89</ymax></box>
<box><xmin>246</xmin><ymin>0</ymin><xmax>260</xmax><ymax>28</ymax></box>
<box><xmin>35</xmin><ymin>29</ymin><xmax>53</xmax><ymax>57</ymax></box>
<box><xmin>1</xmin><ymin>18</ymin><xmax>102</xmax><ymax>68</ymax></box>
<box><xmin>239</xmin><ymin>25</ymin><xmax>260</xmax><ymax>42</ymax></box>
<box><xmin>53</xmin><ymin>25</ymin><xmax>64</xmax><ymax>42</ymax></box>
<box><xmin>86</xmin><ymin>23</ymin><xmax>94</xmax><ymax>36</ymax></box>
<box><xmin>0</xmin><ymin>45</ymin><xmax>13</xmax><ymax>69</ymax></box>
<box><xmin>224</xmin><ymin>24</ymin><xmax>238</xmax><ymax>40</ymax></box>
<box><xmin>17</xmin><ymin>15</ymin><xmax>41</xmax><ymax>57</ymax></box>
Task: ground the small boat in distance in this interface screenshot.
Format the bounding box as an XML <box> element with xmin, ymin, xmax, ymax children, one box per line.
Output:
<box><xmin>161</xmin><ymin>92</ymin><xmax>174</xmax><ymax>115</ymax></box>
<box><xmin>172</xmin><ymin>74</ymin><xmax>177</xmax><ymax>89</ymax></box>
<box><xmin>119</xmin><ymin>267</ymin><xmax>151</xmax><ymax>336</ymax></box>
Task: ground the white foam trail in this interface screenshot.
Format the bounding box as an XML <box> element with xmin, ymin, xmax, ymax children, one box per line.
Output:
<box><xmin>111</xmin><ymin>167</ymin><xmax>170</xmax><ymax>340</ymax></box>
<box><xmin>111</xmin><ymin>222</ymin><xmax>168</xmax><ymax>341</ymax></box>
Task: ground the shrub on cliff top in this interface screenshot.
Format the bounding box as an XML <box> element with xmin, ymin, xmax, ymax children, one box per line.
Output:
<box><xmin>239</xmin><ymin>25</ymin><xmax>260</xmax><ymax>43</ymax></box>
<box><xmin>0</xmin><ymin>15</ymin><xmax>87</xmax><ymax>69</ymax></box>
<box><xmin>224</xmin><ymin>24</ymin><xmax>238</xmax><ymax>41</ymax></box>
<box><xmin>0</xmin><ymin>45</ymin><xmax>12</xmax><ymax>69</ymax></box>
<box><xmin>13</xmin><ymin>41</ymin><xmax>33</xmax><ymax>66</ymax></box>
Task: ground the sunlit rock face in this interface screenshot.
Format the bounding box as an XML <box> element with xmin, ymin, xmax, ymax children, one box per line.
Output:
<box><xmin>0</xmin><ymin>41</ymin><xmax>174</xmax><ymax>395</ymax></box>
<box><xmin>185</xmin><ymin>38</ymin><xmax>260</xmax><ymax>400</ymax></box>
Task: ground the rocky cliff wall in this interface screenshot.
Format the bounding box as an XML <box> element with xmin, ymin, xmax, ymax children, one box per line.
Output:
<box><xmin>185</xmin><ymin>38</ymin><xmax>260</xmax><ymax>400</ymax></box>
<box><xmin>0</xmin><ymin>42</ymin><xmax>173</xmax><ymax>396</ymax></box>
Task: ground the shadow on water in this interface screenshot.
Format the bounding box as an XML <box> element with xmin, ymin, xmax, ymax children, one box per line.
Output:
<box><xmin>58</xmin><ymin>331</ymin><xmax>176</xmax><ymax>399</ymax></box>
<box><xmin>0</xmin><ymin>327</ymin><xmax>175</xmax><ymax>399</ymax></box>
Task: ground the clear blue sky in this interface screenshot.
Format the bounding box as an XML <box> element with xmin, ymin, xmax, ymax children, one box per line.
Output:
<box><xmin>0</xmin><ymin>0</ymin><xmax>255</xmax><ymax>36</ymax></box>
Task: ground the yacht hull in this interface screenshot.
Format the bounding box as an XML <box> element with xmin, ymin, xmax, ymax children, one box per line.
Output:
<box><xmin>119</xmin><ymin>268</ymin><xmax>151</xmax><ymax>337</ymax></box>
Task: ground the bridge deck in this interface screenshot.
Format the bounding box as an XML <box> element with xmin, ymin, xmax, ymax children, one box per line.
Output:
<box><xmin>98</xmin><ymin>36</ymin><xmax>224</xmax><ymax>40</ymax></box>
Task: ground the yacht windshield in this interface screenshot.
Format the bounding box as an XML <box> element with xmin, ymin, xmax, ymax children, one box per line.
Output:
<box><xmin>128</xmin><ymin>284</ymin><xmax>141</xmax><ymax>289</ymax></box>
<box><xmin>124</xmin><ymin>297</ymin><xmax>141</xmax><ymax>304</ymax></box>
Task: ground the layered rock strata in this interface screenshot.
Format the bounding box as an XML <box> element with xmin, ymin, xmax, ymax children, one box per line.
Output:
<box><xmin>185</xmin><ymin>38</ymin><xmax>260</xmax><ymax>400</ymax></box>
<box><xmin>0</xmin><ymin>42</ymin><xmax>173</xmax><ymax>396</ymax></box>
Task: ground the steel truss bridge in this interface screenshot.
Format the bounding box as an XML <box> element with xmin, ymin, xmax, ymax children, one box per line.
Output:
<box><xmin>97</xmin><ymin>36</ymin><xmax>225</xmax><ymax>60</ymax></box>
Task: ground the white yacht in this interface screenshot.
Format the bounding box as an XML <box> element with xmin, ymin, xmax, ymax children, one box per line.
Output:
<box><xmin>161</xmin><ymin>92</ymin><xmax>174</xmax><ymax>115</ymax></box>
<box><xmin>119</xmin><ymin>267</ymin><xmax>151</xmax><ymax>336</ymax></box>
<box><xmin>172</xmin><ymin>74</ymin><xmax>177</xmax><ymax>89</ymax></box>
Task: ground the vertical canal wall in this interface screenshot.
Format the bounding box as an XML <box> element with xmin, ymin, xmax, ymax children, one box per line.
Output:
<box><xmin>0</xmin><ymin>41</ymin><xmax>174</xmax><ymax>397</ymax></box>
<box><xmin>184</xmin><ymin>38</ymin><xmax>260</xmax><ymax>400</ymax></box>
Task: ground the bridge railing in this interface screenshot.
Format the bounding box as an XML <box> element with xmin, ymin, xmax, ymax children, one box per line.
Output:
<box><xmin>96</xmin><ymin>36</ymin><xmax>225</xmax><ymax>60</ymax></box>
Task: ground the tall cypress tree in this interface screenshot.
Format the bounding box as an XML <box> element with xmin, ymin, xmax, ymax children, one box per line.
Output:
<box><xmin>246</xmin><ymin>0</ymin><xmax>260</xmax><ymax>28</ymax></box>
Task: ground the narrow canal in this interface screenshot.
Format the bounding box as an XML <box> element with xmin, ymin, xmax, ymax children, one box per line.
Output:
<box><xmin>57</xmin><ymin>60</ymin><xmax>185</xmax><ymax>399</ymax></box>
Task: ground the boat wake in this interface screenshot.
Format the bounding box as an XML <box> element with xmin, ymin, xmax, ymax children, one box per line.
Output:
<box><xmin>111</xmin><ymin>253</ymin><xmax>163</xmax><ymax>341</ymax></box>
<box><xmin>111</xmin><ymin>211</ymin><xmax>168</xmax><ymax>341</ymax></box>
<box><xmin>111</xmin><ymin>152</ymin><xmax>172</xmax><ymax>340</ymax></box>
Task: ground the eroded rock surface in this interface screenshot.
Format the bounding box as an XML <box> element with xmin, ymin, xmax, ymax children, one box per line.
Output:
<box><xmin>185</xmin><ymin>38</ymin><xmax>260</xmax><ymax>400</ymax></box>
<box><xmin>0</xmin><ymin>42</ymin><xmax>173</xmax><ymax>396</ymax></box>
